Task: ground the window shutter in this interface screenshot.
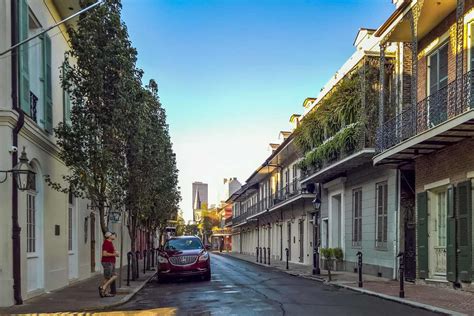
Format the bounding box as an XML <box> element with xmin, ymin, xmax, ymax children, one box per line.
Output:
<box><xmin>417</xmin><ymin>191</ymin><xmax>429</xmax><ymax>279</ymax></box>
<box><xmin>18</xmin><ymin>0</ymin><xmax>29</xmax><ymax>113</ymax></box>
<box><xmin>446</xmin><ymin>185</ymin><xmax>457</xmax><ymax>282</ymax></box>
<box><xmin>43</xmin><ymin>34</ymin><xmax>53</xmax><ymax>132</ymax></box>
<box><xmin>456</xmin><ymin>180</ymin><xmax>472</xmax><ymax>282</ymax></box>
<box><xmin>62</xmin><ymin>63</ymin><xmax>72</xmax><ymax>125</ymax></box>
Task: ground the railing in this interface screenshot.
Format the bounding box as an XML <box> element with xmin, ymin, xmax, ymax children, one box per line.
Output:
<box><xmin>376</xmin><ymin>70</ymin><xmax>474</xmax><ymax>153</ymax></box>
<box><xmin>224</xmin><ymin>216</ymin><xmax>233</xmax><ymax>226</ymax></box>
<box><xmin>30</xmin><ymin>91</ymin><xmax>38</xmax><ymax>123</ymax></box>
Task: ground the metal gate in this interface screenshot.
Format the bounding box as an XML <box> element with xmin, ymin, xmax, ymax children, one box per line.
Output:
<box><xmin>404</xmin><ymin>220</ymin><xmax>416</xmax><ymax>281</ymax></box>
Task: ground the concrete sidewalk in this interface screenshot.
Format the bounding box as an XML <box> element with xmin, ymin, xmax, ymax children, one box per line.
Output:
<box><xmin>217</xmin><ymin>252</ymin><xmax>474</xmax><ymax>316</ymax></box>
<box><xmin>0</xmin><ymin>262</ymin><xmax>156</xmax><ymax>315</ymax></box>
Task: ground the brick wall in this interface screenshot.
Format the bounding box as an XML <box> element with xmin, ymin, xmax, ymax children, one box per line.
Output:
<box><xmin>415</xmin><ymin>138</ymin><xmax>474</xmax><ymax>193</ymax></box>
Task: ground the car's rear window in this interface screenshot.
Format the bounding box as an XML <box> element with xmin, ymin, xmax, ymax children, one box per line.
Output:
<box><xmin>164</xmin><ymin>238</ymin><xmax>203</xmax><ymax>250</ymax></box>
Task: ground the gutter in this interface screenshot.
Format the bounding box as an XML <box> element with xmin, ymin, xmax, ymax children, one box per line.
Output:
<box><xmin>11</xmin><ymin>0</ymin><xmax>24</xmax><ymax>305</ymax></box>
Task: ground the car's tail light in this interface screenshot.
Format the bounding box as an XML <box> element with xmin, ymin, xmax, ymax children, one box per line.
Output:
<box><xmin>158</xmin><ymin>255</ymin><xmax>168</xmax><ymax>263</ymax></box>
<box><xmin>198</xmin><ymin>252</ymin><xmax>209</xmax><ymax>262</ymax></box>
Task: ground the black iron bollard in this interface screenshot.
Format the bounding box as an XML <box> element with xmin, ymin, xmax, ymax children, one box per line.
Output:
<box><xmin>259</xmin><ymin>247</ymin><xmax>263</xmax><ymax>263</ymax></box>
<box><xmin>356</xmin><ymin>251</ymin><xmax>363</xmax><ymax>288</ymax></box>
<box><xmin>256</xmin><ymin>247</ymin><xmax>259</xmax><ymax>262</ymax></box>
<box><xmin>127</xmin><ymin>251</ymin><xmax>132</xmax><ymax>286</ymax></box>
<box><xmin>151</xmin><ymin>247</ymin><xmax>155</xmax><ymax>268</ymax></box>
<box><xmin>135</xmin><ymin>250</ymin><xmax>140</xmax><ymax>279</ymax></box>
<box><xmin>267</xmin><ymin>247</ymin><xmax>270</xmax><ymax>265</ymax></box>
<box><xmin>143</xmin><ymin>249</ymin><xmax>147</xmax><ymax>274</ymax></box>
<box><xmin>263</xmin><ymin>247</ymin><xmax>267</xmax><ymax>264</ymax></box>
<box><xmin>285</xmin><ymin>248</ymin><xmax>289</xmax><ymax>270</ymax></box>
<box><xmin>398</xmin><ymin>252</ymin><xmax>405</xmax><ymax>298</ymax></box>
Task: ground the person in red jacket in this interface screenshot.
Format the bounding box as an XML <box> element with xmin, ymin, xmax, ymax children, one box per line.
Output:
<box><xmin>99</xmin><ymin>232</ymin><xmax>119</xmax><ymax>297</ymax></box>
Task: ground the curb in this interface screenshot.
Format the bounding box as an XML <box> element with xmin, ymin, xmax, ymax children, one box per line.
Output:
<box><xmin>82</xmin><ymin>271</ymin><xmax>157</xmax><ymax>312</ymax></box>
<box><xmin>336</xmin><ymin>284</ymin><xmax>465</xmax><ymax>316</ymax></box>
<box><xmin>216</xmin><ymin>253</ymin><xmax>463</xmax><ymax>316</ymax></box>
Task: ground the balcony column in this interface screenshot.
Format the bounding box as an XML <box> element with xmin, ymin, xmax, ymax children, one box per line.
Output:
<box><xmin>409</xmin><ymin>3</ymin><xmax>421</xmax><ymax>130</ymax></box>
<box><xmin>456</xmin><ymin>0</ymin><xmax>465</xmax><ymax>115</ymax></box>
<box><xmin>378</xmin><ymin>43</ymin><xmax>387</xmax><ymax>150</ymax></box>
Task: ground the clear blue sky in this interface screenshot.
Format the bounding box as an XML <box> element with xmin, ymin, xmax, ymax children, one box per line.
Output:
<box><xmin>121</xmin><ymin>0</ymin><xmax>395</xmax><ymax>222</ymax></box>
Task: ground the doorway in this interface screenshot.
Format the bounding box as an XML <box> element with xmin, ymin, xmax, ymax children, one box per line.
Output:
<box><xmin>68</xmin><ymin>192</ymin><xmax>78</xmax><ymax>280</ymax></box>
<box><xmin>287</xmin><ymin>222</ymin><xmax>291</xmax><ymax>261</ymax></box>
<box><xmin>299</xmin><ymin>220</ymin><xmax>304</xmax><ymax>263</ymax></box>
<box><xmin>428</xmin><ymin>189</ymin><xmax>448</xmax><ymax>279</ymax></box>
<box><xmin>330</xmin><ymin>193</ymin><xmax>343</xmax><ymax>248</ymax></box>
<box><xmin>26</xmin><ymin>163</ymin><xmax>44</xmax><ymax>294</ymax></box>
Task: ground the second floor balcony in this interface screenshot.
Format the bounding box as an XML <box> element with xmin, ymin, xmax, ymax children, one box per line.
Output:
<box><xmin>375</xmin><ymin>70</ymin><xmax>474</xmax><ymax>165</ymax></box>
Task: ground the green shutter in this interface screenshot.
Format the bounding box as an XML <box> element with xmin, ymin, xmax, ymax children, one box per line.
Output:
<box><xmin>417</xmin><ymin>191</ymin><xmax>429</xmax><ymax>279</ymax></box>
<box><xmin>447</xmin><ymin>185</ymin><xmax>457</xmax><ymax>282</ymax></box>
<box><xmin>18</xmin><ymin>0</ymin><xmax>29</xmax><ymax>113</ymax></box>
<box><xmin>43</xmin><ymin>34</ymin><xmax>53</xmax><ymax>132</ymax></box>
<box><xmin>62</xmin><ymin>63</ymin><xmax>72</xmax><ymax>125</ymax></box>
<box><xmin>457</xmin><ymin>180</ymin><xmax>472</xmax><ymax>282</ymax></box>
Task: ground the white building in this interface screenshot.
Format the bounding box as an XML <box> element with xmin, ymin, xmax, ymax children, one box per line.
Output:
<box><xmin>0</xmin><ymin>0</ymin><xmax>131</xmax><ymax>307</ymax></box>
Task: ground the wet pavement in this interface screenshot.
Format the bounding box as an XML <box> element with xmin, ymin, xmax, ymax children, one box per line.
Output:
<box><xmin>108</xmin><ymin>253</ymin><xmax>438</xmax><ymax>315</ymax></box>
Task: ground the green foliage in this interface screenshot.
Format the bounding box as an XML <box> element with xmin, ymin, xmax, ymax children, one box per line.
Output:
<box><xmin>320</xmin><ymin>248</ymin><xmax>334</xmax><ymax>260</ymax></box>
<box><xmin>333</xmin><ymin>247</ymin><xmax>343</xmax><ymax>261</ymax></box>
<box><xmin>297</xmin><ymin>122</ymin><xmax>363</xmax><ymax>171</ymax></box>
<box><xmin>294</xmin><ymin>60</ymin><xmax>379</xmax><ymax>171</ymax></box>
<box><xmin>47</xmin><ymin>0</ymin><xmax>180</xmax><ymax>246</ymax></box>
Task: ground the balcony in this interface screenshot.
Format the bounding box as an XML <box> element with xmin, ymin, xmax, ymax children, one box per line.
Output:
<box><xmin>375</xmin><ymin>70</ymin><xmax>474</xmax><ymax>165</ymax></box>
<box><xmin>267</xmin><ymin>179</ymin><xmax>314</xmax><ymax>212</ymax></box>
<box><xmin>224</xmin><ymin>216</ymin><xmax>233</xmax><ymax>227</ymax></box>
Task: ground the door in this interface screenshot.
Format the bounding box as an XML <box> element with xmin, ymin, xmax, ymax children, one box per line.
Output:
<box><xmin>68</xmin><ymin>192</ymin><xmax>78</xmax><ymax>280</ymax></box>
<box><xmin>427</xmin><ymin>189</ymin><xmax>447</xmax><ymax>279</ymax></box>
<box><xmin>330</xmin><ymin>194</ymin><xmax>342</xmax><ymax>248</ymax></box>
<box><xmin>299</xmin><ymin>220</ymin><xmax>304</xmax><ymax>263</ymax></box>
<box><xmin>427</xmin><ymin>43</ymin><xmax>448</xmax><ymax>126</ymax></box>
<box><xmin>26</xmin><ymin>170</ymin><xmax>44</xmax><ymax>293</ymax></box>
<box><xmin>90</xmin><ymin>213</ymin><xmax>96</xmax><ymax>273</ymax></box>
<box><xmin>287</xmin><ymin>222</ymin><xmax>291</xmax><ymax>260</ymax></box>
<box><xmin>401</xmin><ymin>170</ymin><xmax>416</xmax><ymax>281</ymax></box>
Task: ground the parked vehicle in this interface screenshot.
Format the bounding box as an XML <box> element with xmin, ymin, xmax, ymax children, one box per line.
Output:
<box><xmin>157</xmin><ymin>236</ymin><xmax>211</xmax><ymax>281</ymax></box>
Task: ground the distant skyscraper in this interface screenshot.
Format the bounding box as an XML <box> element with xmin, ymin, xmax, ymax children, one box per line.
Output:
<box><xmin>192</xmin><ymin>182</ymin><xmax>208</xmax><ymax>221</ymax></box>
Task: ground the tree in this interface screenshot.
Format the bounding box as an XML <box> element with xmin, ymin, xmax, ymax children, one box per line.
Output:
<box><xmin>48</xmin><ymin>0</ymin><xmax>140</xmax><ymax>235</ymax></box>
<box><xmin>175</xmin><ymin>211</ymin><xmax>186</xmax><ymax>236</ymax></box>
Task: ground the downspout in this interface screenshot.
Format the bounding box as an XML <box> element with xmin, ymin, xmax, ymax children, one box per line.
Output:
<box><xmin>11</xmin><ymin>0</ymin><xmax>25</xmax><ymax>305</ymax></box>
<box><xmin>394</xmin><ymin>169</ymin><xmax>400</xmax><ymax>280</ymax></box>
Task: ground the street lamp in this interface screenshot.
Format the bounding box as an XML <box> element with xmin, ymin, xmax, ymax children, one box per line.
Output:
<box><xmin>0</xmin><ymin>147</ymin><xmax>35</xmax><ymax>191</ymax></box>
<box><xmin>109</xmin><ymin>210</ymin><xmax>122</xmax><ymax>223</ymax></box>
<box><xmin>312</xmin><ymin>191</ymin><xmax>321</xmax><ymax>275</ymax></box>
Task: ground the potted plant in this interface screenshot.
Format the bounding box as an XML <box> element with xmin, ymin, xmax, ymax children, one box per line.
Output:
<box><xmin>321</xmin><ymin>248</ymin><xmax>334</xmax><ymax>281</ymax></box>
<box><xmin>333</xmin><ymin>247</ymin><xmax>344</xmax><ymax>271</ymax></box>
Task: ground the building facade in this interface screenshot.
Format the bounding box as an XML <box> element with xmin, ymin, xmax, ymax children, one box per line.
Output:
<box><xmin>375</xmin><ymin>0</ymin><xmax>474</xmax><ymax>286</ymax></box>
<box><xmin>192</xmin><ymin>181</ymin><xmax>208</xmax><ymax>222</ymax></box>
<box><xmin>0</xmin><ymin>0</ymin><xmax>131</xmax><ymax>307</ymax></box>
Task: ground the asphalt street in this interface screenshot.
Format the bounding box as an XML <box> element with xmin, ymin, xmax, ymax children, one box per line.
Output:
<box><xmin>110</xmin><ymin>253</ymin><xmax>438</xmax><ymax>316</ymax></box>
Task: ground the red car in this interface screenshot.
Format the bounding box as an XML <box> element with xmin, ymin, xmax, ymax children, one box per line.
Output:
<box><xmin>157</xmin><ymin>236</ymin><xmax>211</xmax><ymax>281</ymax></box>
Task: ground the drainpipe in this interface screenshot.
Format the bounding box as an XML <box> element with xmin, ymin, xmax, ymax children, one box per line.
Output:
<box><xmin>11</xmin><ymin>0</ymin><xmax>25</xmax><ymax>305</ymax></box>
<box><xmin>394</xmin><ymin>169</ymin><xmax>400</xmax><ymax>280</ymax></box>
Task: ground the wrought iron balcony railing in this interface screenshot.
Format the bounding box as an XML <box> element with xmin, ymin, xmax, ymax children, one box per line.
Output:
<box><xmin>376</xmin><ymin>70</ymin><xmax>474</xmax><ymax>153</ymax></box>
<box><xmin>30</xmin><ymin>91</ymin><xmax>38</xmax><ymax>123</ymax></box>
<box><xmin>268</xmin><ymin>179</ymin><xmax>309</xmax><ymax>209</ymax></box>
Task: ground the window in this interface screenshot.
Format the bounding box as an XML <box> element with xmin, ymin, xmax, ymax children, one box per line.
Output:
<box><xmin>292</xmin><ymin>165</ymin><xmax>298</xmax><ymax>193</ymax></box>
<box><xmin>427</xmin><ymin>43</ymin><xmax>448</xmax><ymax>126</ymax></box>
<box><xmin>27</xmin><ymin>193</ymin><xmax>36</xmax><ymax>253</ymax></box>
<box><xmin>437</xmin><ymin>191</ymin><xmax>447</xmax><ymax>247</ymax></box>
<box><xmin>352</xmin><ymin>188</ymin><xmax>362</xmax><ymax>247</ymax></box>
<box><xmin>375</xmin><ymin>182</ymin><xmax>388</xmax><ymax>249</ymax></box>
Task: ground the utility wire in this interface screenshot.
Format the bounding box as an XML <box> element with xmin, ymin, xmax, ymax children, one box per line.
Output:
<box><xmin>0</xmin><ymin>0</ymin><xmax>103</xmax><ymax>57</ymax></box>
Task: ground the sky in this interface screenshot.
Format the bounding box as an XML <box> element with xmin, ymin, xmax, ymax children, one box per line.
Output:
<box><xmin>121</xmin><ymin>0</ymin><xmax>395</xmax><ymax>222</ymax></box>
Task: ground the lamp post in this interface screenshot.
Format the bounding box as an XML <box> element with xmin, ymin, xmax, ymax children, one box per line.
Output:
<box><xmin>312</xmin><ymin>187</ymin><xmax>321</xmax><ymax>275</ymax></box>
<box><xmin>1</xmin><ymin>147</ymin><xmax>35</xmax><ymax>191</ymax></box>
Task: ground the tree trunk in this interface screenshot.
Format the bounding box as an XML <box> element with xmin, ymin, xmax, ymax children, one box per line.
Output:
<box><xmin>98</xmin><ymin>202</ymin><xmax>108</xmax><ymax>235</ymax></box>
